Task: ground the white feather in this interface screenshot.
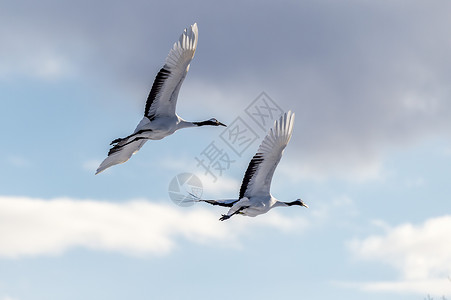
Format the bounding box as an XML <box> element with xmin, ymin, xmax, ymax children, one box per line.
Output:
<box><xmin>241</xmin><ymin>111</ymin><xmax>295</xmax><ymax>198</ymax></box>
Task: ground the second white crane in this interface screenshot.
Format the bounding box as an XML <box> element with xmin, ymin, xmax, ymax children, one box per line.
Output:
<box><xmin>197</xmin><ymin>111</ymin><xmax>308</xmax><ymax>221</ymax></box>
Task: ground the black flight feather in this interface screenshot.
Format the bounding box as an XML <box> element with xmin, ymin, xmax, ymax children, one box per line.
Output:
<box><xmin>239</xmin><ymin>153</ymin><xmax>264</xmax><ymax>199</ymax></box>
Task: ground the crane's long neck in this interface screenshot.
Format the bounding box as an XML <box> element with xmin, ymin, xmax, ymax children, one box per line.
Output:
<box><xmin>273</xmin><ymin>201</ymin><xmax>290</xmax><ymax>208</ymax></box>
<box><xmin>177</xmin><ymin>119</ymin><xmax>198</xmax><ymax>129</ymax></box>
<box><xmin>192</xmin><ymin>120</ymin><xmax>213</xmax><ymax>126</ymax></box>
<box><xmin>274</xmin><ymin>199</ymin><xmax>308</xmax><ymax>208</ymax></box>
<box><xmin>177</xmin><ymin>118</ymin><xmax>225</xmax><ymax>130</ymax></box>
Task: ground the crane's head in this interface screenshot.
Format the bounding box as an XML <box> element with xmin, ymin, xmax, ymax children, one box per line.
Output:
<box><xmin>285</xmin><ymin>199</ymin><xmax>308</xmax><ymax>208</ymax></box>
<box><xmin>208</xmin><ymin>118</ymin><xmax>227</xmax><ymax>127</ymax></box>
<box><xmin>295</xmin><ymin>199</ymin><xmax>309</xmax><ymax>208</ymax></box>
<box><xmin>299</xmin><ymin>199</ymin><xmax>308</xmax><ymax>208</ymax></box>
<box><xmin>193</xmin><ymin>118</ymin><xmax>227</xmax><ymax>127</ymax></box>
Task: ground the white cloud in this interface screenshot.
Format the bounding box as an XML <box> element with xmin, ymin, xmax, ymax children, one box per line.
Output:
<box><xmin>0</xmin><ymin>195</ymin><xmax>307</xmax><ymax>258</ymax></box>
<box><xmin>0</xmin><ymin>43</ymin><xmax>74</xmax><ymax>81</ymax></box>
<box><xmin>6</xmin><ymin>156</ymin><xmax>31</xmax><ymax>168</ymax></box>
<box><xmin>197</xmin><ymin>173</ymin><xmax>240</xmax><ymax>198</ymax></box>
<box><xmin>355</xmin><ymin>279</ymin><xmax>451</xmax><ymax>295</ymax></box>
<box><xmin>348</xmin><ymin>215</ymin><xmax>451</xmax><ymax>295</ymax></box>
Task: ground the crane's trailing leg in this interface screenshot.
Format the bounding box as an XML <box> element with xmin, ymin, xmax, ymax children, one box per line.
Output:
<box><xmin>219</xmin><ymin>206</ymin><xmax>249</xmax><ymax>221</ymax></box>
<box><xmin>110</xmin><ymin>129</ymin><xmax>153</xmax><ymax>145</ymax></box>
<box><xmin>108</xmin><ymin>137</ymin><xmax>148</xmax><ymax>155</ymax></box>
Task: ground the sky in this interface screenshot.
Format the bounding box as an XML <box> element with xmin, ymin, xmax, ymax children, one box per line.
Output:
<box><xmin>1</xmin><ymin>0</ymin><xmax>451</xmax><ymax>299</ymax></box>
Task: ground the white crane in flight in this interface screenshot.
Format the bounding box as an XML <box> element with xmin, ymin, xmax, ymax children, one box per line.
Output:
<box><xmin>197</xmin><ymin>111</ymin><xmax>308</xmax><ymax>220</ymax></box>
<box><xmin>96</xmin><ymin>23</ymin><xmax>226</xmax><ymax>174</ymax></box>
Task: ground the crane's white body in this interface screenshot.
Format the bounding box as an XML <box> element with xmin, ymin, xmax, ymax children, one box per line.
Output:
<box><xmin>198</xmin><ymin>111</ymin><xmax>307</xmax><ymax>220</ymax></box>
<box><xmin>96</xmin><ymin>23</ymin><xmax>225</xmax><ymax>174</ymax></box>
<box><xmin>132</xmin><ymin>115</ymin><xmax>196</xmax><ymax>140</ymax></box>
<box><xmin>225</xmin><ymin>196</ymin><xmax>284</xmax><ymax>217</ymax></box>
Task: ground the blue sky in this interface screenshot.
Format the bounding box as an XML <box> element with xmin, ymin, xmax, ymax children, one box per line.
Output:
<box><xmin>1</xmin><ymin>0</ymin><xmax>451</xmax><ymax>299</ymax></box>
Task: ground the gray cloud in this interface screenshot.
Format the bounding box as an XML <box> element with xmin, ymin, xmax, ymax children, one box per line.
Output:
<box><xmin>2</xmin><ymin>0</ymin><xmax>450</xmax><ymax>179</ymax></box>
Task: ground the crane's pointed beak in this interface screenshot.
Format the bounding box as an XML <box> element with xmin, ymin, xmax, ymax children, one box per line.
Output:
<box><xmin>218</xmin><ymin>122</ymin><xmax>227</xmax><ymax>127</ymax></box>
<box><xmin>302</xmin><ymin>203</ymin><xmax>309</xmax><ymax>208</ymax></box>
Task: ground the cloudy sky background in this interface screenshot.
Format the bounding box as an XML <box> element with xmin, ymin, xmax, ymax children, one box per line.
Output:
<box><xmin>1</xmin><ymin>0</ymin><xmax>451</xmax><ymax>299</ymax></box>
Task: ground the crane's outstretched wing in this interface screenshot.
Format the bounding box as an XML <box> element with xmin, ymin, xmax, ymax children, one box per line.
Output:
<box><xmin>145</xmin><ymin>23</ymin><xmax>198</xmax><ymax>120</ymax></box>
<box><xmin>239</xmin><ymin>111</ymin><xmax>295</xmax><ymax>199</ymax></box>
<box><xmin>96</xmin><ymin>139</ymin><xmax>147</xmax><ymax>174</ymax></box>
